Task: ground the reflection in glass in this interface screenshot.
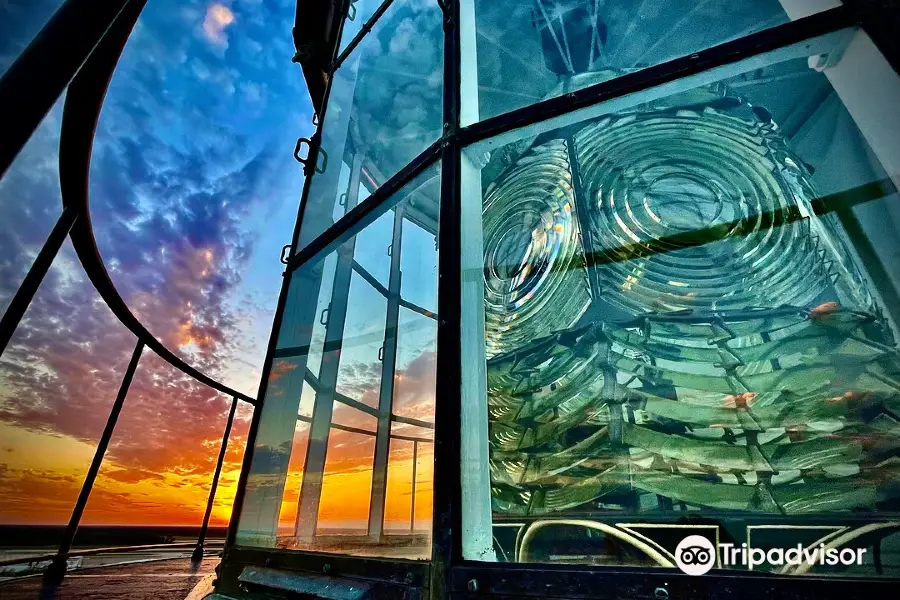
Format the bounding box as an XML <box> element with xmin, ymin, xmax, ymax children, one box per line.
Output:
<box><xmin>465</xmin><ymin>0</ymin><xmax>841</xmax><ymax>122</ymax></box>
<box><xmin>470</xmin><ymin>28</ymin><xmax>900</xmax><ymax>573</ymax></box>
<box><xmin>316</xmin><ymin>428</ymin><xmax>376</xmax><ymax>535</ymax></box>
<box><xmin>237</xmin><ymin>164</ymin><xmax>440</xmax><ymax>559</ymax></box>
<box><xmin>297</xmin><ymin>0</ymin><xmax>443</xmax><ymax>251</ymax></box>
<box><xmin>338</xmin><ymin>0</ymin><xmax>385</xmax><ymax>54</ymax></box>
<box><xmin>392</xmin><ymin>307</ymin><xmax>438</xmax><ymax>422</ymax></box>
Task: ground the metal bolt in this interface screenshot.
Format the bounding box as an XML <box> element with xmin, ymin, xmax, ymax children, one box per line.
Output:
<box><xmin>655</xmin><ymin>587</ymin><xmax>669</xmax><ymax>600</ymax></box>
<box><xmin>467</xmin><ymin>579</ymin><xmax>479</xmax><ymax>592</ymax></box>
<box><xmin>323</xmin><ymin>563</ymin><xmax>332</xmax><ymax>574</ymax></box>
<box><xmin>405</xmin><ymin>572</ymin><xmax>415</xmax><ymax>585</ymax></box>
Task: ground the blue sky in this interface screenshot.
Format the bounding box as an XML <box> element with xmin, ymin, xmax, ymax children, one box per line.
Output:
<box><xmin>0</xmin><ymin>0</ymin><xmax>320</xmax><ymax>522</ymax></box>
<box><xmin>0</xmin><ymin>0</ymin><xmax>441</xmax><ymax>527</ymax></box>
<box><xmin>2</xmin><ymin>0</ymin><xmax>315</xmax><ymax>397</ymax></box>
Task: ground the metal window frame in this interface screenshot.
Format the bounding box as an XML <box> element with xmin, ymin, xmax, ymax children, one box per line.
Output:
<box><xmin>3</xmin><ymin>0</ymin><xmax>899</xmax><ymax>596</ymax></box>
<box><xmin>234</xmin><ymin>0</ymin><xmax>900</xmax><ymax>597</ymax></box>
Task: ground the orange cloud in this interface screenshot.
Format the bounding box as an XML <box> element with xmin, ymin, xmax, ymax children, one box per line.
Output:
<box><xmin>202</xmin><ymin>3</ymin><xmax>235</xmax><ymax>47</ymax></box>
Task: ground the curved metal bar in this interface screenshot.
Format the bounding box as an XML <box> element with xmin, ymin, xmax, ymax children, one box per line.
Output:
<box><xmin>55</xmin><ymin>0</ymin><xmax>255</xmax><ymax>405</ymax></box>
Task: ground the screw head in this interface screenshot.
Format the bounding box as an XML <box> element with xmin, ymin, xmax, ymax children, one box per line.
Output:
<box><xmin>322</xmin><ymin>563</ymin><xmax>332</xmax><ymax>574</ymax></box>
<box><xmin>467</xmin><ymin>578</ymin><xmax>479</xmax><ymax>592</ymax></box>
<box><xmin>655</xmin><ymin>587</ymin><xmax>669</xmax><ymax>600</ymax></box>
<box><xmin>404</xmin><ymin>572</ymin><xmax>415</xmax><ymax>585</ymax></box>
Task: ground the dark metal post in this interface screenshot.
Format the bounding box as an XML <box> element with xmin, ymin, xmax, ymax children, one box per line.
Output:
<box><xmin>432</xmin><ymin>0</ymin><xmax>462</xmax><ymax>596</ymax></box>
<box><xmin>0</xmin><ymin>206</ymin><xmax>77</xmax><ymax>358</ymax></box>
<box><xmin>0</xmin><ymin>0</ymin><xmax>136</xmax><ymax>178</ymax></box>
<box><xmin>45</xmin><ymin>339</ymin><xmax>144</xmax><ymax>583</ymax></box>
<box><xmin>192</xmin><ymin>396</ymin><xmax>239</xmax><ymax>562</ymax></box>
<box><xmin>368</xmin><ymin>205</ymin><xmax>405</xmax><ymax>540</ymax></box>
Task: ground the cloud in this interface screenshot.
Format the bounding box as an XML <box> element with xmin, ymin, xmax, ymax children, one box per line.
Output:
<box><xmin>201</xmin><ymin>3</ymin><xmax>235</xmax><ymax>47</ymax></box>
<box><xmin>0</xmin><ymin>0</ymin><xmax>308</xmax><ymax>527</ymax></box>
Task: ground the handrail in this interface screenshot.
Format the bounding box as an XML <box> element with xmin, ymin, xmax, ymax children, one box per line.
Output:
<box><xmin>0</xmin><ymin>541</ymin><xmax>225</xmax><ymax>569</ymax></box>
<box><xmin>54</xmin><ymin>0</ymin><xmax>255</xmax><ymax>406</ymax></box>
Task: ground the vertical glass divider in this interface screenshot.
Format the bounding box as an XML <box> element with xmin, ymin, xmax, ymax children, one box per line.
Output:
<box><xmin>459</xmin><ymin>0</ymin><xmax>480</xmax><ymax>126</ymax></box>
<box><xmin>368</xmin><ymin>205</ymin><xmax>405</xmax><ymax>540</ymax></box>
<box><xmin>295</xmin><ymin>237</ymin><xmax>359</xmax><ymax>540</ymax></box>
<box><xmin>459</xmin><ymin>151</ymin><xmax>495</xmax><ymax>561</ymax></box>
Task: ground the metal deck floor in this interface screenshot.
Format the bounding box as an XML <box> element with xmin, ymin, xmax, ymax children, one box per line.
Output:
<box><xmin>0</xmin><ymin>556</ymin><xmax>217</xmax><ymax>599</ymax></box>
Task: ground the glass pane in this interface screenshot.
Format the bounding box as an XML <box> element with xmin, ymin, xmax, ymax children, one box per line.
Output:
<box><xmin>0</xmin><ymin>241</ymin><xmax>130</xmax><ymax>547</ymax></box>
<box><xmin>237</xmin><ymin>164</ymin><xmax>440</xmax><ymax>559</ymax></box>
<box><xmin>275</xmin><ymin>421</ymin><xmax>310</xmax><ymax>539</ymax></box>
<box><xmin>392</xmin><ymin>307</ymin><xmax>438</xmax><ymax>422</ymax></box>
<box><xmin>383</xmin><ymin>433</ymin><xmax>433</xmax><ymax>553</ymax></box>
<box><xmin>316</xmin><ymin>428</ymin><xmax>376</xmax><ymax>536</ymax></box>
<box><xmin>335</xmin><ymin>273</ymin><xmax>388</xmax><ymax>407</ymax></box>
<box><xmin>461</xmin><ymin>27</ymin><xmax>900</xmax><ymax>577</ymax></box>
<box><xmin>354</xmin><ymin>207</ymin><xmax>395</xmax><ymax>287</ymax></box>
<box><xmin>464</xmin><ymin>0</ymin><xmax>842</xmax><ymax>123</ymax></box>
<box><xmin>384</xmin><ymin>438</ymin><xmax>416</xmax><ymax>533</ymax></box>
<box><xmin>391</xmin><ymin>420</ymin><xmax>434</xmax><ymax>441</ymax></box>
<box><xmin>332</xmin><ymin>404</ymin><xmax>378</xmax><ymax>432</ymax></box>
<box><xmin>338</xmin><ymin>0</ymin><xmax>385</xmax><ymax>54</ymax></box>
<box><xmin>296</xmin><ymin>0</ymin><xmax>443</xmax><ymax>251</ymax></box>
<box><xmin>400</xmin><ymin>217</ymin><xmax>439</xmax><ymax>312</ymax></box>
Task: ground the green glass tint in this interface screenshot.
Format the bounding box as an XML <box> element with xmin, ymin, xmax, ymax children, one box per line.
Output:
<box><xmin>296</xmin><ymin>0</ymin><xmax>443</xmax><ymax>252</ymax></box>
<box><xmin>237</xmin><ymin>163</ymin><xmax>440</xmax><ymax>559</ymax></box>
<box><xmin>462</xmin><ymin>0</ymin><xmax>841</xmax><ymax>123</ymax></box>
<box><xmin>462</xmin><ymin>27</ymin><xmax>900</xmax><ymax>575</ymax></box>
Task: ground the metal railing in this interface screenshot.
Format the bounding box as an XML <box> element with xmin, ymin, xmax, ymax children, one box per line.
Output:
<box><xmin>0</xmin><ymin>0</ymin><xmax>257</xmax><ymax>583</ymax></box>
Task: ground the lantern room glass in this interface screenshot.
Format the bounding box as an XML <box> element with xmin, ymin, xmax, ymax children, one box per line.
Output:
<box><xmin>235</xmin><ymin>0</ymin><xmax>900</xmax><ymax>584</ymax></box>
<box><xmin>237</xmin><ymin>164</ymin><xmax>440</xmax><ymax>559</ymax></box>
<box><xmin>459</xmin><ymin>22</ymin><xmax>900</xmax><ymax>576</ymax></box>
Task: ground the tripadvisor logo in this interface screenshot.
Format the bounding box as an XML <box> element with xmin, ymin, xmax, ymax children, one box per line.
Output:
<box><xmin>674</xmin><ymin>535</ymin><xmax>867</xmax><ymax>576</ymax></box>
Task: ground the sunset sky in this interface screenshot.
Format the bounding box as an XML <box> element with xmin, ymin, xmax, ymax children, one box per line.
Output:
<box><xmin>0</xmin><ymin>0</ymin><xmax>436</xmax><ymax>537</ymax></box>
